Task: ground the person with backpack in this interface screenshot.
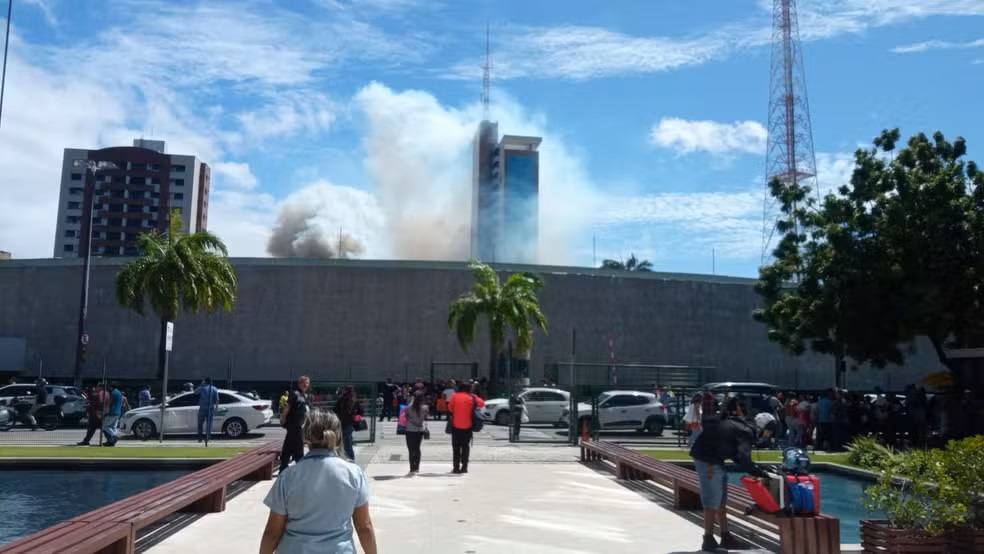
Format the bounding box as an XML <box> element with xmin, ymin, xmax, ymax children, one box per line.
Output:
<box><xmin>447</xmin><ymin>381</ymin><xmax>484</xmax><ymax>474</ymax></box>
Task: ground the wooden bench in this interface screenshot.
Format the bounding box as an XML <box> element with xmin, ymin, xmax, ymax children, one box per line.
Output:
<box><xmin>580</xmin><ymin>440</ymin><xmax>841</xmax><ymax>554</ymax></box>
<box><xmin>0</xmin><ymin>521</ymin><xmax>132</xmax><ymax>554</ymax></box>
<box><xmin>0</xmin><ymin>442</ymin><xmax>280</xmax><ymax>554</ymax></box>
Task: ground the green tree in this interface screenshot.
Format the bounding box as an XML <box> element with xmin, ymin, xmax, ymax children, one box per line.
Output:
<box><xmin>755</xmin><ymin>129</ymin><xmax>984</xmax><ymax>401</ymax></box>
<box><xmin>601</xmin><ymin>253</ymin><xmax>653</xmax><ymax>272</ymax></box>
<box><xmin>115</xmin><ymin>210</ymin><xmax>238</xmax><ymax>379</ymax></box>
<box><xmin>448</xmin><ymin>261</ymin><xmax>548</xmax><ymax>386</ymax></box>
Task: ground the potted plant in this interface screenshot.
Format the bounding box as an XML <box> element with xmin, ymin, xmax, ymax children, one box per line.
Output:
<box><xmin>942</xmin><ymin>437</ymin><xmax>984</xmax><ymax>553</ymax></box>
<box><xmin>861</xmin><ymin>449</ymin><xmax>964</xmax><ymax>553</ymax></box>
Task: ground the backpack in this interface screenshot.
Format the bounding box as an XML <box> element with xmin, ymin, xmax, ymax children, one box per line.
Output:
<box><xmin>470</xmin><ymin>394</ymin><xmax>484</xmax><ymax>432</ymax></box>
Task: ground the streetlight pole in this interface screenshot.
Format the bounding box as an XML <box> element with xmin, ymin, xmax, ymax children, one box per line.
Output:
<box><xmin>73</xmin><ymin>162</ymin><xmax>99</xmax><ymax>387</ymax></box>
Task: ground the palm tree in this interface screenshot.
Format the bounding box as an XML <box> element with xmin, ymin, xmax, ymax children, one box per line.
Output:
<box><xmin>448</xmin><ymin>261</ymin><xmax>548</xmax><ymax>387</ymax></box>
<box><xmin>601</xmin><ymin>253</ymin><xmax>653</xmax><ymax>272</ymax></box>
<box><xmin>115</xmin><ymin>210</ymin><xmax>238</xmax><ymax>380</ymax></box>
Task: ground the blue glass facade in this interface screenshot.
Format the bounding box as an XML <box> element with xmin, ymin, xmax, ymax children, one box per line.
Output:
<box><xmin>503</xmin><ymin>151</ymin><xmax>538</xmax><ymax>264</ymax></box>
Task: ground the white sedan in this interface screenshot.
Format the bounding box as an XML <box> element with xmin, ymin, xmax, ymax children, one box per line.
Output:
<box><xmin>119</xmin><ymin>389</ymin><xmax>273</xmax><ymax>440</ymax></box>
<box><xmin>481</xmin><ymin>387</ymin><xmax>570</xmax><ymax>426</ymax></box>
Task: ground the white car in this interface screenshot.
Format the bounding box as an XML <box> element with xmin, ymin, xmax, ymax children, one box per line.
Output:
<box><xmin>119</xmin><ymin>389</ymin><xmax>273</xmax><ymax>440</ymax></box>
<box><xmin>0</xmin><ymin>383</ymin><xmax>87</xmax><ymax>424</ymax></box>
<box><xmin>482</xmin><ymin>387</ymin><xmax>570</xmax><ymax>426</ymax></box>
<box><xmin>561</xmin><ymin>390</ymin><xmax>668</xmax><ymax>435</ymax></box>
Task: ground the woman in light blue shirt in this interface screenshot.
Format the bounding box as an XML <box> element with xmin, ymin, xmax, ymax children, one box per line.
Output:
<box><xmin>259</xmin><ymin>409</ymin><xmax>377</xmax><ymax>554</ymax></box>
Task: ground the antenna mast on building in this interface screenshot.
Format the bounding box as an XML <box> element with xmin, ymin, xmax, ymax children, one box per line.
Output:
<box><xmin>761</xmin><ymin>0</ymin><xmax>819</xmax><ymax>264</ymax></box>
<box><xmin>481</xmin><ymin>22</ymin><xmax>491</xmax><ymax>120</ymax></box>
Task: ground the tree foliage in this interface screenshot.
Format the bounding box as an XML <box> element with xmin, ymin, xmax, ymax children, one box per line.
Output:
<box><xmin>601</xmin><ymin>253</ymin><xmax>653</xmax><ymax>272</ymax></box>
<box><xmin>447</xmin><ymin>261</ymin><xmax>548</xmax><ymax>362</ymax></box>
<box><xmin>115</xmin><ymin>210</ymin><xmax>238</xmax><ymax>376</ymax></box>
<box><xmin>754</xmin><ymin>129</ymin><xmax>984</xmax><ymax>372</ymax></box>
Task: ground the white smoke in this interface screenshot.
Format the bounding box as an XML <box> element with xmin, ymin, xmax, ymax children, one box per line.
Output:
<box><xmin>263</xmin><ymin>83</ymin><xmax>602</xmax><ymax>264</ymax></box>
<box><xmin>266</xmin><ymin>181</ymin><xmax>385</xmax><ymax>258</ymax></box>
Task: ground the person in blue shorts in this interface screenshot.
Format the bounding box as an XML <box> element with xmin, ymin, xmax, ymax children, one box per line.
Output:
<box><xmin>689</xmin><ymin>394</ymin><xmax>764</xmax><ymax>552</ymax></box>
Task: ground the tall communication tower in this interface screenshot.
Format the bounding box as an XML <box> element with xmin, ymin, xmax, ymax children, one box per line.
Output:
<box><xmin>481</xmin><ymin>22</ymin><xmax>491</xmax><ymax>119</ymax></box>
<box><xmin>761</xmin><ymin>0</ymin><xmax>819</xmax><ymax>263</ymax></box>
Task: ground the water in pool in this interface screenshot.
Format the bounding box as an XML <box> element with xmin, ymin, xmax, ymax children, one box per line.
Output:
<box><xmin>0</xmin><ymin>468</ymin><xmax>190</xmax><ymax>546</ymax></box>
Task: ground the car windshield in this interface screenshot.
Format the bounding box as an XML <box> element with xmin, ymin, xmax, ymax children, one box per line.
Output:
<box><xmin>598</xmin><ymin>392</ymin><xmax>613</xmax><ymax>404</ymax></box>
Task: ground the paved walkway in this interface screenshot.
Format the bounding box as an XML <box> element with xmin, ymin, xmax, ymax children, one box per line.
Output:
<box><xmin>147</xmin><ymin>423</ymin><xmax>767</xmax><ymax>553</ymax></box>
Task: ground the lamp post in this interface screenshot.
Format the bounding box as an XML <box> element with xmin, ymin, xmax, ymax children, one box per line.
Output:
<box><xmin>73</xmin><ymin>162</ymin><xmax>100</xmax><ymax>387</ymax></box>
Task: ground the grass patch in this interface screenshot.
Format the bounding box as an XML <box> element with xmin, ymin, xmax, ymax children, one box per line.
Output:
<box><xmin>0</xmin><ymin>446</ymin><xmax>247</xmax><ymax>459</ymax></box>
<box><xmin>641</xmin><ymin>449</ymin><xmax>853</xmax><ymax>467</ymax></box>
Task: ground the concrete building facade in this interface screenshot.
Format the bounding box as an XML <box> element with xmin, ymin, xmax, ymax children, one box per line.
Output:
<box><xmin>0</xmin><ymin>258</ymin><xmax>940</xmax><ymax>390</ymax></box>
<box><xmin>53</xmin><ymin>139</ymin><xmax>210</xmax><ymax>258</ymax></box>
<box><xmin>471</xmin><ymin>122</ymin><xmax>541</xmax><ymax>264</ymax></box>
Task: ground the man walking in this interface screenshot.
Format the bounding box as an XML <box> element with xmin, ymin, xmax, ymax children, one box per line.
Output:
<box><xmin>197</xmin><ymin>378</ymin><xmax>219</xmax><ymax>443</ymax></box>
<box><xmin>447</xmin><ymin>381</ymin><xmax>485</xmax><ymax>474</ymax></box>
<box><xmin>77</xmin><ymin>383</ymin><xmax>106</xmax><ymax>446</ymax></box>
<box><xmin>381</xmin><ymin>378</ymin><xmax>396</xmax><ymax>421</ymax></box>
<box><xmin>102</xmin><ymin>382</ymin><xmax>128</xmax><ymax>447</ymax></box>
<box><xmin>689</xmin><ymin>394</ymin><xmax>764</xmax><ymax>552</ymax></box>
<box><xmin>138</xmin><ymin>386</ymin><xmax>152</xmax><ymax>408</ymax></box>
<box><xmin>279</xmin><ymin>376</ymin><xmax>311</xmax><ymax>472</ymax></box>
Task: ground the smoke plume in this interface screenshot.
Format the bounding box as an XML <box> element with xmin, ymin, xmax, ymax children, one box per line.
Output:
<box><xmin>265</xmin><ymin>181</ymin><xmax>384</xmax><ymax>258</ymax></box>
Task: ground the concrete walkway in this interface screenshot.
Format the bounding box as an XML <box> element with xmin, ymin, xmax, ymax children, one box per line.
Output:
<box><xmin>148</xmin><ymin>462</ymin><xmax>722</xmax><ymax>554</ymax></box>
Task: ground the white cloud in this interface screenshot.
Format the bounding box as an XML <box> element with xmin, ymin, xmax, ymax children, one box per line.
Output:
<box><xmin>212</xmin><ymin>162</ymin><xmax>258</xmax><ymax>191</ymax></box>
<box><xmin>22</xmin><ymin>0</ymin><xmax>57</xmax><ymax>27</ymax></box>
<box><xmin>815</xmin><ymin>151</ymin><xmax>856</xmax><ymax>197</ymax></box>
<box><xmin>892</xmin><ymin>38</ymin><xmax>984</xmax><ymax>54</ymax></box>
<box><xmin>237</xmin><ymin>92</ymin><xmax>338</xmax><ymax>142</ymax></box>
<box><xmin>650</xmin><ymin>119</ymin><xmax>767</xmax><ymax>156</ymax></box>
<box><xmin>450</xmin><ymin>0</ymin><xmax>984</xmax><ymax>80</ymax></box>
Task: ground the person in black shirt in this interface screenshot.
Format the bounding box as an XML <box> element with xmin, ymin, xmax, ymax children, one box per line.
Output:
<box><xmin>689</xmin><ymin>394</ymin><xmax>764</xmax><ymax>552</ymax></box>
<box><xmin>279</xmin><ymin>376</ymin><xmax>311</xmax><ymax>472</ymax></box>
<box><xmin>381</xmin><ymin>379</ymin><xmax>396</xmax><ymax>421</ymax></box>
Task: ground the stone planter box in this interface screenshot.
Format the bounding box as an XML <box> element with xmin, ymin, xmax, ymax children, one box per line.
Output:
<box><xmin>860</xmin><ymin>520</ymin><xmax>946</xmax><ymax>553</ymax></box>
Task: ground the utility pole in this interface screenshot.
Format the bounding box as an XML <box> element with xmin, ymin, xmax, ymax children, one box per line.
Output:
<box><xmin>74</xmin><ymin>162</ymin><xmax>100</xmax><ymax>387</ymax></box>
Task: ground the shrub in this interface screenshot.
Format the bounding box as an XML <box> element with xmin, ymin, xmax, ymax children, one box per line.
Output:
<box><xmin>863</xmin><ymin>448</ymin><xmax>967</xmax><ymax>536</ymax></box>
<box><xmin>847</xmin><ymin>436</ymin><xmax>896</xmax><ymax>469</ymax></box>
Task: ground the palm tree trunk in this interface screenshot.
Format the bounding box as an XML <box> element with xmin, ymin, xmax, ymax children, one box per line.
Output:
<box><xmin>488</xmin><ymin>347</ymin><xmax>500</xmax><ymax>397</ymax></box>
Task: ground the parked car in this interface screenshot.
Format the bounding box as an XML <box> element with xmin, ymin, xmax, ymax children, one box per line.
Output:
<box><xmin>119</xmin><ymin>389</ymin><xmax>273</xmax><ymax>440</ymax></box>
<box><xmin>702</xmin><ymin>382</ymin><xmax>780</xmax><ymax>417</ymax></box>
<box><xmin>561</xmin><ymin>390</ymin><xmax>668</xmax><ymax>435</ymax></box>
<box><xmin>482</xmin><ymin>387</ymin><xmax>569</xmax><ymax>426</ymax></box>
<box><xmin>0</xmin><ymin>383</ymin><xmax>86</xmax><ymax>425</ymax></box>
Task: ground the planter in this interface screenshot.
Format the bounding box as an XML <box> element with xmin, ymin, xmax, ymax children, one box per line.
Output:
<box><xmin>946</xmin><ymin>527</ymin><xmax>984</xmax><ymax>554</ymax></box>
<box><xmin>860</xmin><ymin>520</ymin><xmax>946</xmax><ymax>553</ymax></box>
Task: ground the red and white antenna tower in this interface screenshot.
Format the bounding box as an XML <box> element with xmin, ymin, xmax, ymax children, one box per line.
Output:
<box><xmin>481</xmin><ymin>22</ymin><xmax>491</xmax><ymax>120</ymax></box>
<box><xmin>762</xmin><ymin>0</ymin><xmax>819</xmax><ymax>263</ymax></box>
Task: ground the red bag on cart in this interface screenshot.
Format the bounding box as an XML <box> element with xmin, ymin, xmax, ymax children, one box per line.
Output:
<box><xmin>740</xmin><ymin>476</ymin><xmax>782</xmax><ymax>513</ymax></box>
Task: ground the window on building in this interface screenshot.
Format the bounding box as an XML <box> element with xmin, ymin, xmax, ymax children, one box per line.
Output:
<box><xmin>124</xmin><ymin>246</ymin><xmax>138</xmax><ymax>256</ymax></box>
<box><xmin>72</xmin><ymin>159</ymin><xmax>87</xmax><ymax>167</ymax></box>
<box><xmin>129</xmin><ymin>190</ymin><xmax>145</xmax><ymax>199</ymax></box>
<box><xmin>108</xmin><ymin>204</ymin><xmax>123</xmax><ymax>212</ymax></box>
<box><xmin>173</xmin><ymin>192</ymin><xmax>184</xmax><ymax>200</ymax></box>
<box><xmin>108</xmin><ymin>218</ymin><xmax>122</xmax><ymax>226</ymax></box>
<box><xmin>69</xmin><ymin>187</ymin><xmax>83</xmax><ymax>195</ymax></box>
<box><xmin>63</xmin><ymin>244</ymin><xmax>74</xmax><ymax>253</ymax></box>
<box><xmin>70</xmin><ymin>173</ymin><xmax>82</xmax><ymax>181</ymax></box>
<box><xmin>112</xmin><ymin>189</ymin><xmax>125</xmax><ymax>198</ymax></box>
<box><xmin>151</xmin><ymin>178</ymin><xmax>161</xmax><ymax>185</ymax></box>
<box><xmin>67</xmin><ymin>201</ymin><xmax>81</xmax><ymax>210</ymax></box>
<box><xmin>130</xmin><ymin>177</ymin><xmax>146</xmax><ymax>186</ymax></box>
<box><xmin>126</xmin><ymin>204</ymin><xmax>143</xmax><ymax>213</ymax></box>
<box><xmin>126</xmin><ymin>218</ymin><xmax>141</xmax><ymax>227</ymax></box>
<box><xmin>107</xmin><ymin>231</ymin><xmax>121</xmax><ymax>240</ymax></box>
<box><xmin>149</xmin><ymin>206</ymin><xmax>159</xmax><ymax>213</ymax></box>
<box><xmin>149</xmin><ymin>163</ymin><xmax>160</xmax><ymax>171</ymax></box>
<box><xmin>66</xmin><ymin>216</ymin><xmax>80</xmax><ymax>224</ymax></box>
<box><xmin>172</xmin><ymin>164</ymin><xmax>186</xmax><ymax>173</ymax></box>
<box><xmin>64</xmin><ymin>230</ymin><xmax>76</xmax><ymax>238</ymax></box>
<box><xmin>151</xmin><ymin>192</ymin><xmax>160</xmax><ymax>199</ymax></box>
<box><xmin>103</xmin><ymin>247</ymin><xmax>116</xmax><ymax>255</ymax></box>
<box><xmin>170</xmin><ymin>178</ymin><xmax>185</xmax><ymax>187</ymax></box>
<box><xmin>125</xmin><ymin>233</ymin><xmax>137</xmax><ymax>242</ymax></box>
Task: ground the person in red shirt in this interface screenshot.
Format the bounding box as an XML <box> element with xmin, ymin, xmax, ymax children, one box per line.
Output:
<box><xmin>447</xmin><ymin>381</ymin><xmax>485</xmax><ymax>474</ymax></box>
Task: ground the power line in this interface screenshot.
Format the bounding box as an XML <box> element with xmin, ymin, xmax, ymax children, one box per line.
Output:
<box><xmin>0</xmin><ymin>0</ymin><xmax>13</xmax><ymax>129</ymax></box>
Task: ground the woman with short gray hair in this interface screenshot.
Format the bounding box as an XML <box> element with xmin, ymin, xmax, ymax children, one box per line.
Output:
<box><xmin>259</xmin><ymin>409</ymin><xmax>377</xmax><ymax>554</ymax></box>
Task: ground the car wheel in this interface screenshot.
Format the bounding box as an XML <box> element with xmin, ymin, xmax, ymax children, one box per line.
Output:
<box><xmin>223</xmin><ymin>417</ymin><xmax>247</xmax><ymax>439</ymax></box>
<box><xmin>132</xmin><ymin>418</ymin><xmax>157</xmax><ymax>440</ymax></box>
<box><xmin>645</xmin><ymin>418</ymin><xmax>664</xmax><ymax>436</ymax></box>
<box><xmin>494</xmin><ymin>410</ymin><xmax>510</xmax><ymax>426</ymax></box>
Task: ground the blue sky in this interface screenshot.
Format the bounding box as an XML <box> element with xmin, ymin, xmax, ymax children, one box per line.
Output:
<box><xmin>1</xmin><ymin>0</ymin><xmax>982</xmax><ymax>277</ymax></box>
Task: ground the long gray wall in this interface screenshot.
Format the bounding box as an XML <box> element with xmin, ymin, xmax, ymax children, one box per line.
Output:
<box><xmin>0</xmin><ymin>258</ymin><xmax>941</xmax><ymax>390</ymax></box>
